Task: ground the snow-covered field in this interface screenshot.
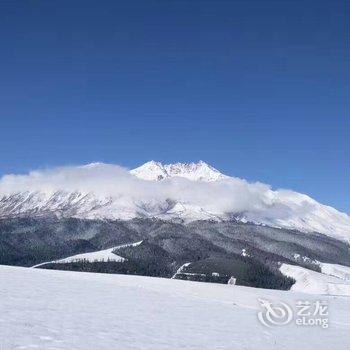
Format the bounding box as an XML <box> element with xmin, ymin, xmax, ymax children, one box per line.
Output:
<box><xmin>280</xmin><ymin>263</ymin><xmax>350</xmax><ymax>296</ymax></box>
<box><xmin>32</xmin><ymin>248</ymin><xmax>125</xmax><ymax>268</ymax></box>
<box><xmin>320</xmin><ymin>263</ymin><xmax>350</xmax><ymax>281</ymax></box>
<box><xmin>1</xmin><ymin>266</ymin><xmax>350</xmax><ymax>350</ymax></box>
<box><xmin>32</xmin><ymin>241</ymin><xmax>143</xmax><ymax>268</ymax></box>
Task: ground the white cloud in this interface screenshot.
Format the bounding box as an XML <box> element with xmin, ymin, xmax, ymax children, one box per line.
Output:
<box><xmin>0</xmin><ymin>162</ymin><xmax>349</xmax><ymax>240</ymax></box>
<box><xmin>0</xmin><ymin>163</ymin><xmax>275</xmax><ymax>214</ymax></box>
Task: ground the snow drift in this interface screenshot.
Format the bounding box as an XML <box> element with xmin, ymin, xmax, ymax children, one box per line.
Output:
<box><xmin>1</xmin><ymin>265</ymin><xmax>350</xmax><ymax>350</ymax></box>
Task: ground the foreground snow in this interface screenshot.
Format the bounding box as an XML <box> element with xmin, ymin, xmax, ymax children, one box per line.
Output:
<box><xmin>1</xmin><ymin>266</ymin><xmax>350</xmax><ymax>350</ymax></box>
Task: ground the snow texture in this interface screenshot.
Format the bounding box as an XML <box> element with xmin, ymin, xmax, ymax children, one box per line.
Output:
<box><xmin>280</xmin><ymin>263</ymin><xmax>350</xmax><ymax>296</ymax></box>
<box><xmin>130</xmin><ymin>160</ymin><xmax>228</xmax><ymax>182</ymax></box>
<box><xmin>320</xmin><ymin>263</ymin><xmax>350</xmax><ymax>281</ymax></box>
<box><xmin>1</xmin><ymin>266</ymin><xmax>350</xmax><ymax>350</ymax></box>
<box><xmin>32</xmin><ymin>241</ymin><xmax>143</xmax><ymax>268</ymax></box>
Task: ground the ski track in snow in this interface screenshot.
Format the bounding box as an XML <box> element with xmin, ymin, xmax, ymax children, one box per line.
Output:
<box><xmin>1</xmin><ymin>265</ymin><xmax>350</xmax><ymax>350</ymax></box>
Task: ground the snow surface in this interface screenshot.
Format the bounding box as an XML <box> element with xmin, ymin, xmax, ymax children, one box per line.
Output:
<box><xmin>32</xmin><ymin>248</ymin><xmax>124</xmax><ymax>267</ymax></box>
<box><xmin>171</xmin><ymin>262</ymin><xmax>191</xmax><ymax>279</ymax></box>
<box><xmin>280</xmin><ymin>263</ymin><xmax>350</xmax><ymax>296</ymax></box>
<box><xmin>1</xmin><ymin>160</ymin><xmax>350</xmax><ymax>241</ymax></box>
<box><xmin>1</xmin><ymin>265</ymin><xmax>350</xmax><ymax>350</ymax></box>
<box><xmin>130</xmin><ymin>160</ymin><xmax>228</xmax><ymax>182</ymax></box>
<box><xmin>320</xmin><ymin>263</ymin><xmax>350</xmax><ymax>281</ymax></box>
<box><xmin>32</xmin><ymin>241</ymin><xmax>143</xmax><ymax>268</ymax></box>
<box><xmin>241</xmin><ymin>248</ymin><xmax>250</xmax><ymax>257</ymax></box>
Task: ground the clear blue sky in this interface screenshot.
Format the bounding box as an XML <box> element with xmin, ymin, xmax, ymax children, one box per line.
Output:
<box><xmin>0</xmin><ymin>0</ymin><xmax>349</xmax><ymax>212</ymax></box>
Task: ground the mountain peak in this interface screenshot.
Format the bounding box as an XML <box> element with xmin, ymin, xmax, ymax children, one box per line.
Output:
<box><xmin>1</xmin><ymin>161</ymin><xmax>350</xmax><ymax>240</ymax></box>
<box><xmin>130</xmin><ymin>161</ymin><xmax>227</xmax><ymax>182</ymax></box>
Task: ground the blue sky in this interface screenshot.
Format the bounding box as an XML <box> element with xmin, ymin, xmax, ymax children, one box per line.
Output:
<box><xmin>0</xmin><ymin>0</ymin><xmax>349</xmax><ymax>212</ymax></box>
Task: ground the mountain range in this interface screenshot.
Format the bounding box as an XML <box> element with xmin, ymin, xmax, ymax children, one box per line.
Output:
<box><xmin>0</xmin><ymin>160</ymin><xmax>349</xmax><ymax>242</ymax></box>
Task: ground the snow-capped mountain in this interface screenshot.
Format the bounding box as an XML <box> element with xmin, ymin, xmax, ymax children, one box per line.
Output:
<box><xmin>0</xmin><ymin>160</ymin><xmax>350</xmax><ymax>242</ymax></box>
<box><xmin>130</xmin><ymin>160</ymin><xmax>228</xmax><ymax>182</ymax></box>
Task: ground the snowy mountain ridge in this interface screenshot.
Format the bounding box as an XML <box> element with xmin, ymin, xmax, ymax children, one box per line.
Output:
<box><xmin>130</xmin><ymin>160</ymin><xmax>228</xmax><ymax>182</ymax></box>
<box><xmin>0</xmin><ymin>160</ymin><xmax>350</xmax><ymax>242</ymax></box>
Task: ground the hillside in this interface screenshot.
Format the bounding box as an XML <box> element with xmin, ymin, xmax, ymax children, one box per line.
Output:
<box><xmin>1</xmin><ymin>265</ymin><xmax>350</xmax><ymax>350</ymax></box>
